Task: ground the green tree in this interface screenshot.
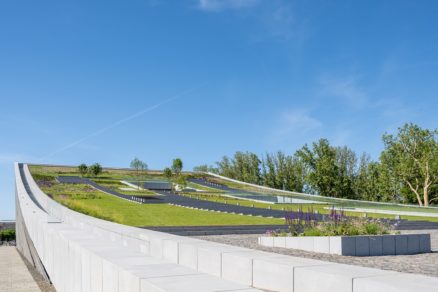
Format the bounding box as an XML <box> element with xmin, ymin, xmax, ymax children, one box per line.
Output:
<box><xmin>354</xmin><ymin>154</ymin><xmax>381</xmax><ymax>201</ymax></box>
<box><xmin>175</xmin><ymin>174</ymin><xmax>188</xmax><ymax>189</ymax></box>
<box><xmin>130</xmin><ymin>158</ymin><xmax>148</xmax><ymax>189</ymax></box>
<box><xmin>193</xmin><ymin>164</ymin><xmax>209</xmax><ymax>172</ymax></box>
<box><xmin>285</xmin><ymin>155</ymin><xmax>306</xmax><ymax>192</ymax></box>
<box><xmin>296</xmin><ymin>139</ymin><xmax>339</xmax><ymax>197</ymax></box>
<box><xmin>381</xmin><ymin>123</ymin><xmax>438</xmax><ymax>206</ymax></box>
<box><xmin>78</xmin><ymin>164</ymin><xmax>88</xmax><ymax>177</ymax></box>
<box><xmin>233</xmin><ymin>151</ymin><xmax>261</xmax><ymax>184</ymax></box>
<box><xmin>88</xmin><ymin>163</ymin><xmax>102</xmax><ymax>177</ymax></box>
<box><xmin>335</xmin><ymin>146</ymin><xmax>357</xmax><ymax>199</ymax></box>
<box><xmin>261</xmin><ymin>152</ymin><xmax>305</xmax><ymax>192</ymax></box>
<box><xmin>262</xmin><ymin>153</ymin><xmax>277</xmax><ymax>188</ymax></box>
<box><xmin>216</xmin><ymin>156</ymin><xmax>235</xmax><ymax>178</ymax></box>
<box><xmin>172</xmin><ymin>158</ymin><xmax>183</xmax><ymax>176</ymax></box>
<box><xmin>163</xmin><ymin>167</ymin><xmax>173</xmax><ymax>181</ymax></box>
<box><xmin>377</xmin><ymin>147</ymin><xmax>403</xmax><ymax>202</ymax></box>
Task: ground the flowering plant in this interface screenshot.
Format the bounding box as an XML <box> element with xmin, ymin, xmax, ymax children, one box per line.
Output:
<box><xmin>282</xmin><ymin>206</ymin><xmax>393</xmax><ymax>237</ymax></box>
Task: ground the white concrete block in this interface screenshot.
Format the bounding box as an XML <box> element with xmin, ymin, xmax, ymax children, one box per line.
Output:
<box><xmin>294</xmin><ymin>263</ymin><xmax>393</xmax><ymax>292</ymax></box>
<box><xmin>149</xmin><ymin>234</ymin><xmax>181</xmax><ymax>259</ymax></box>
<box><xmin>161</xmin><ymin>238</ymin><xmax>202</xmax><ymax>263</ymax></box>
<box><xmin>122</xmin><ymin>235</ymin><xmax>149</xmax><ymax>255</ymax></box>
<box><xmin>177</xmin><ymin>241</ymin><xmax>200</xmax><ymax>270</ymax></box>
<box><xmin>285</xmin><ymin>237</ymin><xmax>299</xmax><ymax>249</ymax></box>
<box><xmin>221</xmin><ymin>250</ymin><xmax>279</xmax><ymax>286</ymax></box>
<box><xmin>297</xmin><ymin>236</ymin><xmax>314</xmax><ymax>252</ymax></box>
<box><xmin>118</xmin><ymin>263</ymin><xmax>199</xmax><ymax>292</ymax></box>
<box><xmin>314</xmin><ymin>237</ymin><xmax>330</xmax><ymax>253</ymax></box>
<box><xmin>118</xmin><ymin>268</ymin><xmax>140</xmax><ymax>292</ymax></box>
<box><xmin>329</xmin><ymin>236</ymin><xmax>342</xmax><ymax>255</ymax></box>
<box><xmin>90</xmin><ymin>251</ymin><xmax>103</xmax><ymax>292</ymax></box>
<box><xmin>354</xmin><ymin>272</ymin><xmax>438</xmax><ymax>292</ymax></box>
<box><xmin>253</xmin><ymin>256</ymin><xmax>329</xmax><ymax>292</ymax></box>
<box><xmin>259</xmin><ymin>236</ymin><xmax>274</xmax><ymax>247</ymax></box>
<box><xmin>197</xmin><ymin>243</ymin><xmax>251</xmax><ymax>277</ymax></box>
<box><xmin>273</xmin><ymin>237</ymin><xmax>287</xmax><ymax>248</ymax></box>
<box><xmin>126</xmin><ymin>263</ymin><xmax>199</xmax><ymax>279</ymax></box>
<box><xmin>81</xmin><ymin>248</ymin><xmax>92</xmax><ymax>292</ymax></box>
<box><xmin>71</xmin><ymin>242</ymin><xmax>82</xmax><ymax>292</ymax></box>
<box><xmin>140</xmin><ymin>274</ymin><xmax>258</xmax><ymax>292</ymax></box>
<box><xmin>102</xmin><ymin>260</ymin><xmax>118</xmax><ymax>292</ymax></box>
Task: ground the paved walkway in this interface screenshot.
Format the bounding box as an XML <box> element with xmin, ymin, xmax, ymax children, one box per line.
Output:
<box><xmin>194</xmin><ymin>229</ymin><xmax>438</xmax><ymax>278</ymax></box>
<box><xmin>55</xmin><ymin>176</ymin><xmax>438</xmax><ymax>228</ymax></box>
<box><xmin>57</xmin><ymin>176</ymin><xmax>298</xmax><ymax>218</ymax></box>
<box><xmin>0</xmin><ymin>247</ymin><xmax>40</xmax><ymax>292</ymax></box>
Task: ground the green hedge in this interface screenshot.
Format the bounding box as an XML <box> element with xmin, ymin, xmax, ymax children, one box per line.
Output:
<box><xmin>0</xmin><ymin>229</ymin><xmax>16</xmax><ymax>241</ymax></box>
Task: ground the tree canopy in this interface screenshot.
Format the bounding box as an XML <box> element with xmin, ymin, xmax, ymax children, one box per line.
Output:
<box><xmin>197</xmin><ymin>123</ymin><xmax>438</xmax><ymax>206</ymax></box>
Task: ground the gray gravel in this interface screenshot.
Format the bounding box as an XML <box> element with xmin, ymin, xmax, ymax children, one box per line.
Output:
<box><xmin>193</xmin><ymin>229</ymin><xmax>438</xmax><ymax>278</ymax></box>
<box><xmin>18</xmin><ymin>250</ymin><xmax>56</xmax><ymax>292</ymax></box>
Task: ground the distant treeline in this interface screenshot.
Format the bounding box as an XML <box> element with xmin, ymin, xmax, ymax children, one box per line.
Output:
<box><xmin>194</xmin><ymin>123</ymin><xmax>438</xmax><ymax>206</ymax></box>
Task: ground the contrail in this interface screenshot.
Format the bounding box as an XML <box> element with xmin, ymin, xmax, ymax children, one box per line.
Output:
<box><xmin>36</xmin><ymin>84</ymin><xmax>205</xmax><ymax>162</ymax></box>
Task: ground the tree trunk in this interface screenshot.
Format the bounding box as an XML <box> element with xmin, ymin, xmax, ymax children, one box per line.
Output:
<box><xmin>424</xmin><ymin>186</ymin><xmax>429</xmax><ymax>207</ymax></box>
<box><xmin>424</xmin><ymin>163</ymin><xmax>430</xmax><ymax>207</ymax></box>
<box><xmin>406</xmin><ymin>180</ymin><xmax>423</xmax><ymax>206</ymax></box>
<box><xmin>424</xmin><ymin>176</ymin><xmax>430</xmax><ymax>207</ymax></box>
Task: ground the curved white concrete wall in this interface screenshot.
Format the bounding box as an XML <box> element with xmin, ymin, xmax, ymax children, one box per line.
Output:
<box><xmin>204</xmin><ymin>172</ymin><xmax>438</xmax><ymax>210</ymax></box>
<box><xmin>16</xmin><ymin>163</ymin><xmax>438</xmax><ymax>292</ymax></box>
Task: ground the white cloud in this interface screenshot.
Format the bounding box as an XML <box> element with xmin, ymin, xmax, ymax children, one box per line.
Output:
<box><xmin>271</xmin><ymin>109</ymin><xmax>322</xmax><ymax>142</ymax></box>
<box><xmin>319</xmin><ymin>75</ymin><xmax>368</xmax><ymax>108</ymax></box>
<box><xmin>198</xmin><ymin>0</ymin><xmax>260</xmax><ymax>12</ymax></box>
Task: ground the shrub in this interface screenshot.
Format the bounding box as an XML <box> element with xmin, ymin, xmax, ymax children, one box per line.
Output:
<box><xmin>78</xmin><ymin>164</ymin><xmax>88</xmax><ymax>176</ymax></box>
<box><xmin>280</xmin><ymin>207</ymin><xmax>393</xmax><ymax>237</ymax></box>
<box><xmin>32</xmin><ymin>173</ymin><xmax>56</xmax><ymax>182</ymax></box>
<box><xmin>0</xmin><ymin>229</ymin><xmax>16</xmax><ymax>241</ymax></box>
<box><xmin>88</xmin><ymin>163</ymin><xmax>102</xmax><ymax>177</ymax></box>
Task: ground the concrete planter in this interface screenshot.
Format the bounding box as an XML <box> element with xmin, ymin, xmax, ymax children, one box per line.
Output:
<box><xmin>258</xmin><ymin>234</ymin><xmax>431</xmax><ymax>256</ymax></box>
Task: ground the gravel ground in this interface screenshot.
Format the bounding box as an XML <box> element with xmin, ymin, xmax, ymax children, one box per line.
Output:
<box><xmin>19</xmin><ymin>252</ymin><xmax>56</xmax><ymax>292</ymax></box>
<box><xmin>193</xmin><ymin>230</ymin><xmax>438</xmax><ymax>278</ymax></box>
<box><xmin>2</xmin><ymin>244</ymin><xmax>56</xmax><ymax>292</ymax></box>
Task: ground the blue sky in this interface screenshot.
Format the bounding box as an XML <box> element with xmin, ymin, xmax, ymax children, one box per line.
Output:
<box><xmin>1</xmin><ymin>0</ymin><xmax>438</xmax><ymax>219</ymax></box>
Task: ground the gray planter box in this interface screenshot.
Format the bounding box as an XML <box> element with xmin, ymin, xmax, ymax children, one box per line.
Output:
<box><xmin>258</xmin><ymin>234</ymin><xmax>431</xmax><ymax>256</ymax></box>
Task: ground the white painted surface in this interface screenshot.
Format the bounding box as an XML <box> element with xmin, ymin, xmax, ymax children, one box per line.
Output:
<box><xmin>294</xmin><ymin>264</ymin><xmax>394</xmax><ymax>292</ymax></box>
<box><xmin>120</xmin><ymin>180</ymin><xmax>145</xmax><ymax>190</ymax></box>
<box><xmin>354</xmin><ymin>273</ymin><xmax>438</xmax><ymax>292</ymax></box>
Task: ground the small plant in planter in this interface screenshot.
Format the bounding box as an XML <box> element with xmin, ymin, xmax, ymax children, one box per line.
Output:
<box><xmin>274</xmin><ymin>207</ymin><xmax>394</xmax><ymax>237</ymax></box>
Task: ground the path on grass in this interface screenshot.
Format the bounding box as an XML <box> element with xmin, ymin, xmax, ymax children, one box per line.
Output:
<box><xmin>56</xmin><ymin>176</ymin><xmax>295</xmax><ymax>218</ymax></box>
<box><xmin>57</xmin><ymin>176</ymin><xmax>160</xmax><ymax>203</ymax></box>
<box><xmin>55</xmin><ymin>176</ymin><xmax>438</xmax><ymax>228</ymax></box>
<box><xmin>0</xmin><ymin>247</ymin><xmax>42</xmax><ymax>292</ymax></box>
<box><xmin>189</xmin><ymin>178</ymin><xmax>321</xmax><ymax>204</ymax></box>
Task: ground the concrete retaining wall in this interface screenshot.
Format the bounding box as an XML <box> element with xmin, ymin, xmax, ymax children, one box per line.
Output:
<box><xmin>259</xmin><ymin>234</ymin><xmax>431</xmax><ymax>256</ymax></box>
<box><xmin>16</xmin><ymin>163</ymin><xmax>438</xmax><ymax>292</ymax></box>
<box><xmin>204</xmin><ymin>171</ymin><xmax>438</xmax><ymax>211</ymax></box>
